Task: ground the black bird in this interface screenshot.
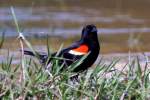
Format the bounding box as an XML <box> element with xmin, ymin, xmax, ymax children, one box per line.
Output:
<box><xmin>24</xmin><ymin>24</ymin><xmax>100</xmax><ymax>72</ymax></box>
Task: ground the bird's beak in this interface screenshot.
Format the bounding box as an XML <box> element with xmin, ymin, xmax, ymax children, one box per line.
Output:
<box><xmin>91</xmin><ymin>27</ymin><xmax>97</xmax><ymax>33</ymax></box>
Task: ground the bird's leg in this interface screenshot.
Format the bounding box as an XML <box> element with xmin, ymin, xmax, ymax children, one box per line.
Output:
<box><xmin>70</xmin><ymin>73</ymin><xmax>80</xmax><ymax>83</ymax></box>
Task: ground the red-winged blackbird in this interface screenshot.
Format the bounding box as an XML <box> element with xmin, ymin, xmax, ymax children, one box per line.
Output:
<box><xmin>24</xmin><ymin>24</ymin><xmax>100</xmax><ymax>72</ymax></box>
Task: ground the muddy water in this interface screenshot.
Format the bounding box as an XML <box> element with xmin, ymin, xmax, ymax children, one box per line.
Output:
<box><xmin>0</xmin><ymin>8</ymin><xmax>150</xmax><ymax>37</ymax></box>
<box><xmin>0</xmin><ymin>0</ymin><xmax>150</xmax><ymax>64</ymax></box>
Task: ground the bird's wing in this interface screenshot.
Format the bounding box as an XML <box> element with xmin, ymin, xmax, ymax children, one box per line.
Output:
<box><xmin>23</xmin><ymin>41</ymin><xmax>85</xmax><ymax>65</ymax></box>
<box><xmin>58</xmin><ymin>42</ymin><xmax>89</xmax><ymax>62</ymax></box>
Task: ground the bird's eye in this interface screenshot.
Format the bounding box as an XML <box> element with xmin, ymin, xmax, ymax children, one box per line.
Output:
<box><xmin>87</xmin><ymin>27</ymin><xmax>92</xmax><ymax>31</ymax></box>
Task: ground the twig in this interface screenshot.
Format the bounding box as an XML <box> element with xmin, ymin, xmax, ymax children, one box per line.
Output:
<box><xmin>0</xmin><ymin>91</ymin><xmax>7</xmax><ymax>97</ymax></box>
<box><xmin>11</xmin><ymin>7</ymin><xmax>26</xmax><ymax>83</ymax></box>
<box><xmin>18</xmin><ymin>33</ymin><xmax>26</xmax><ymax>83</ymax></box>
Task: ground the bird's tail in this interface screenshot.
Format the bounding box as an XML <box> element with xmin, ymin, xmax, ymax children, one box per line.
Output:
<box><xmin>24</xmin><ymin>50</ymin><xmax>36</xmax><ymax>56</ymax></box>
<box><xmin>23</xmin><ymin>50</ymin><xmax>48</xmax><ymax>64</ymax></box>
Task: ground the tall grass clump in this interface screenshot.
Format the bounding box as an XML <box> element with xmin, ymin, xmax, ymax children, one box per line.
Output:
<box><xmin>0</xmin><ymin>7</ymin><xmax>150</xmax><ymax>99</ymax></box>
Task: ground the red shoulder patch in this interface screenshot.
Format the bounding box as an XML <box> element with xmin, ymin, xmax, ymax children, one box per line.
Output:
<box><xmin>73</xmin><ymin>44</ymin><xmax>89</xmax><ymax>53</ymax></box>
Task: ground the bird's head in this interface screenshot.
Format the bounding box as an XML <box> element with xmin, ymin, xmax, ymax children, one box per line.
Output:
<box><xmin>81</xmin><ymin>24</ymin><xmax>98</xmax><ymax>42</ymax></box>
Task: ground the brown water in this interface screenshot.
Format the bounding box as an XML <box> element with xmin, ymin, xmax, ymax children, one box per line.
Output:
<box><xmin>1</xmin><ymin>0</ymin><xmax>150</xmax><ymax>37</ymax></box>
<box><xmin>0</xmin><ymin>0</ymin><xmax>150</xmax><ymax>63</ymax></box>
